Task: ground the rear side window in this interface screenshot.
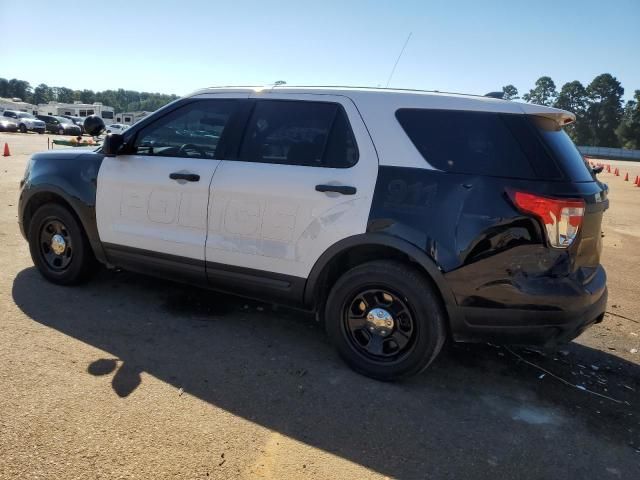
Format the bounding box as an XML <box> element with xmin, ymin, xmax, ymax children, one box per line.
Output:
<box><xmin>239</xmin><ymin>100</ymin><xmax>358</xmax><ymax>168</ymax></box>
<box><xmin>396</xmin><ymin>109</ymin><xmax>535</xmax><ymax>178</ymax></box>
<box><xmin>529</xmin><ymin>116</ymin><xmax>593</xmax><ymax>182</ymax></box>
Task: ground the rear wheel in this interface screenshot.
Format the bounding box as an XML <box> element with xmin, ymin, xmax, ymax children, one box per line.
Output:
<box><xmin>19</xmin><ymin>124</ymin><xmax>27</xmax><ymax>133</ymax></box>
<box><xmin>28</xmin><ymin>204</ymin><xmax>96</xmax><ymax>285</ymax></box>
<box><xmin>325</xmin><ymin>260</ymin><xmax>446</xmax><ymax>381</ymax></box>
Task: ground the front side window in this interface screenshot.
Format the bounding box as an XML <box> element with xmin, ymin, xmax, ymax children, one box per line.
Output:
<box><xmin>396</xmin><ymin>109</ymin><xmax>535</xmax><ymax>178</ymax></box>
<box><xmin>239</xmin><ymin>100</ymin><xmax>358</xmax><ymax>168</ymax></box>
<box><xmin>102</xmin><ymin>111</ymin><xmax>114</xmax><ymax>119</ymax></box>
<box><xmin>132</xmin><ymin>100</ymin><xmax>238</xmax><ymax>159</ymax></box>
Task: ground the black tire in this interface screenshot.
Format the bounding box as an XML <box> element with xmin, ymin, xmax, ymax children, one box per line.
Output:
<box><xmin>58</xmin><ymin>127</ymin><xmax>64</xmax><ymax>135</ymax></box>
<box><xmin>19</xmin><ymin>124</ymin><xmax>27</xmax><ymax>133</ymax></box>
<box><xmin>325</xmin><ymin>260</ymin><xmax>446</xmax><ymax>381</ymax></box>
<box><xmin>27</xmin><ymin>203</ymin><xmax>96</xmax><ymax>285</ymax></box>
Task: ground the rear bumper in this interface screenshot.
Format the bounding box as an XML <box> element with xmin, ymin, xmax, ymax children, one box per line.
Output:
<box><xmin>449</xmin><ymin>265</ymin><xmax>607</xmax><ymax>347</ymax></box>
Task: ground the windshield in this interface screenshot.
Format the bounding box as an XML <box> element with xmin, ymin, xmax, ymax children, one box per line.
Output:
<box><xmin>17</xmin><ymin>112</ymin><xmax>35</xmax><ymax>119</ymax></box>
<box><xmin>55</xmin><ymin>116</ymin><xmax>71</xmax><ymax>124</ymax></box>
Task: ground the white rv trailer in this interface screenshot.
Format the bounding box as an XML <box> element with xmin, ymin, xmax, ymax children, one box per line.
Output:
<box><xmin>37</xmin><ymin>101</ymin><xmax>115</xmax><ymax>125</ymax></box>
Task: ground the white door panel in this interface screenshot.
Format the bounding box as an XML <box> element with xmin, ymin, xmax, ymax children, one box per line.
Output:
<box><xmin>97</xmin><ymin>155</ymin><xmax>219</xmax><ymax>260</ymax></box>
<box><xmin>206</xmin><ymin>93</ymin><xmax>378</xmax><ymax>278</ymax></box>
<box><xmin>97</xmin><ymin>93</ymin><xmax>248</xmax><ymax>262</ymax></box>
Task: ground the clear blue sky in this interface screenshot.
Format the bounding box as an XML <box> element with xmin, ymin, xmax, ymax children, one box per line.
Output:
<box><xmin>1</xmin><ymin>0</ymin><xmax>638</xmax><ymax>99</ymax></box>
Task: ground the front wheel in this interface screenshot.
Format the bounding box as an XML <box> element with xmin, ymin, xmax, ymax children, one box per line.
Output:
<box><xmin>58</xmin><ymin>127</ymin><xmax>64</xmax><ymax>135</ymax></box>
<box><xmin>325</xmin><ymin>260</ymin><xmax>446</xmax><ymax>381</ymax></box>
<box><xmin>19</xmin><ymin>124</ymin><xmax>27</xmax><ymax>133</ymax></box>
<box><xmin>28</xmin><ymin>203</ymin><xmax>96</xmax><ymax>285</ymax></box>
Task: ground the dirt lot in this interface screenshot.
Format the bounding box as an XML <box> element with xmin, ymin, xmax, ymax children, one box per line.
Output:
<box><xmin>0</xmin><ymin>132</ymin><xmax>639</xmax><ymax>479</ymax></box>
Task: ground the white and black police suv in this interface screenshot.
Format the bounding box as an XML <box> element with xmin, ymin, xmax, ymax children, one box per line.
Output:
<box><xmin>18</xmin><ymin>86</ymin><xmax>608</xmax><ymax>380</ymax></box>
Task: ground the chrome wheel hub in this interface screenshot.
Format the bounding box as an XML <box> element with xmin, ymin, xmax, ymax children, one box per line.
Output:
<box><xmin>366</xmin><ymin>308</ymin><xmax>394</xmax><ymax>337</ymax></box>
<box><xmin>50</xmin><ymin>234</ymin><xmax>66</xmax><ymax>255</ymax></box>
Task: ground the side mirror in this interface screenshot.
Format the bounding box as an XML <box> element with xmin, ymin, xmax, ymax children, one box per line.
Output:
<box><xmin>102</xmin><ymin>133</ymin><xmax>125</xmax><ymax>157</ymax></box>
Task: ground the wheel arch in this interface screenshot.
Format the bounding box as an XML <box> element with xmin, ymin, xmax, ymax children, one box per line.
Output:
<box><xmin>22</xmin><ymin>188</ymin><xmax>77</xmax><ymax>234</ymax></box>
<box><xmin>21</xmin><ymin>185</ymin><xmax>108</xmax><ymax>265</ymax></box>
<box><xmin>304</xmin><ymin>233</ymin><xmax>461</xmax><ymax>328</ymax></box>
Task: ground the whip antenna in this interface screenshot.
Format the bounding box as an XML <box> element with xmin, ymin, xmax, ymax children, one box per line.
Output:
<box><xmin>385</xmin><ymin>32</ymin><xmax>412</xmax><ymax>88</ymax></box>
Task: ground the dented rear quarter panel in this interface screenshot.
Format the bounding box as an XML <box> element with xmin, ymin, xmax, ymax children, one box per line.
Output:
<box><xmin>368</xmin><ymin>166</ymin><xmax>607</xmax><ymax>326</ymax></box>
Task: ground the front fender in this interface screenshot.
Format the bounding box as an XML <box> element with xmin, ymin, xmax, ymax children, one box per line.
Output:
<box><xmin>19</xmin><ymin>150</ymin><xmax>106</xmax><ymax>263</ymax></box>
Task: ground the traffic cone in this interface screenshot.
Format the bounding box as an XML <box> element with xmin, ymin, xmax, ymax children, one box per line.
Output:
<box><xmin>615</xmin><ymin>168</ymin><xmax>620</xmax><ymax>176</ymax></box>
<box><xmin>635</xmin><ymin>175</ymin><xmax>639</xmax><ymax>186</ymax></box>
<box><xmin>607</xmin><ymin>165</ymin><xmax>611</xmax><ymax>172</ymax></box>
<box><xmin>2</xmin><ymin>143</ymin><xmax>9</xmax><ymax>157</ymax></box>
<box><xmin>624</xmin><ymin>172</ymin><xmax>629</xmax><ymax>181</ymax></box>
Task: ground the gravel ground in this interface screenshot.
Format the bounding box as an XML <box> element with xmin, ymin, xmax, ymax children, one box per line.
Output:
<box><xmin>0</xmin><ymin>132</ymin><xmax>639</xmax><ymax>479</ymax></box>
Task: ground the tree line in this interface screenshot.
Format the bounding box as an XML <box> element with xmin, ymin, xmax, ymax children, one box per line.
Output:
<box><xmin>502</xmin><ymin>73</ymin><xmax>640</xmax><ymax>149</ymax></box>
<box><xmin>0</xmin><ymin>77</ymin><xmax>179</xmax><ymax>115</ymax></box>
<box><xmin>2</xmin><ymin>74</ymin><xmax>639</xmax><ymax>149</ymax></box>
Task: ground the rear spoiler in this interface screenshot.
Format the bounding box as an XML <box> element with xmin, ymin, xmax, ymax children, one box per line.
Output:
<box><xmin>518</xmin><ymin>103</ymin><xmax>575</xmax><ymax>126</ymax></box>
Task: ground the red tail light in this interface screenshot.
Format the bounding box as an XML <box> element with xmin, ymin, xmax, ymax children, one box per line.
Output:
<box><xmin>509</xmin><ymin>190</ymin><xmax>585</xmax><ymax>248</ymax></box>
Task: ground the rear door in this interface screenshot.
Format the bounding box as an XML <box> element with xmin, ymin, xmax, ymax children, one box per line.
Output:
<box><xmin>205</xmin><ymin>93</ymin><xmax>378</xmax><ymax>296</ymax></box>
<box><xmin>96</xmin><ymin>94</ymin><xmax>248</xmax><ymax>282</ymax></box>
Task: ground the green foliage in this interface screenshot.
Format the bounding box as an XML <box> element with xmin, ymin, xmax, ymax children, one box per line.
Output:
<box><xmin>522</xmin><ymin>76</ymin><xmax>557</xmax><ymax>106</ymax></box>
<box><xmin>616</xmin><ymin>90</ymin><xmax>640</xmax><ymax>149</ymax></box>
<box><xmin>553</xmin><ymin>80</ymin><xmax>591</xmax><ymax>144</ymax></box>
<box><xmin>0</xmin><ymin>77</ymin><xmax>178</xmax><ymax>115</ymax></box>
<box><xmin>1</xmin><ymin>74</ymin><xmax>638</xmax><ymax>148</ymax></box>
<box><xmin>501</xmin><ymin>84</ymin><xmax>519</xmax><ymax>100</ymax></box>
<box><xmin>585</xmin><ymin>73</ymin><xmax>624</xmax><ymax>147</ymax></box>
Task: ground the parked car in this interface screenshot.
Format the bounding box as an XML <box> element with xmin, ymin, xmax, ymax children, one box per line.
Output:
<box><xmin>105</xmin><ymin>123</ymin><xmax>129</xmax><ymax>134</ymax></box>
<box><xmin>17</xmin><ymin>86</ymin><xmax>608</xmax><ymax>380</ymax></box>
<box><xmin>36</xmin><ymin>115</ymin><xmax>82</xmax><ymax>136</ymax></box>
<box><xmin>0</xmin><ymin>117</ymin><xmax>18</xmax><ymax>132</ymax></box>
<box><xmin>2</xmin><ymin>110</ymin><xmax>45</xmax><ymax>133</ymax></box>
<box><xmin>59</xmin><ymin>115</ymin><xmax>85</xmax><ymax>134</ymax></box>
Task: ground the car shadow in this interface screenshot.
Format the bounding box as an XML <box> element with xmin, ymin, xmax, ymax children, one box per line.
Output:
<box><xmin>11</xmin><ymin>267</ymin><xmax>640</xmax><ymax>478</ymax></box>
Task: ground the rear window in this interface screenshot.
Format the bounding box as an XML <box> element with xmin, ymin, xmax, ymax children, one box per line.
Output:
<box><xmin>529</xmin><ymin>116</ymin><xmax>594</xmax><ymax>182</ymax></box>
<box><xmin>396</xmin><ymin>109</ymin><xmax>535</xmax><ymax>178</ymax></box>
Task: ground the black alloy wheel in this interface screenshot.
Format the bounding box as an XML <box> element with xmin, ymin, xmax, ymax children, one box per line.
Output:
<box><xmin>343</xmin><ymin>287</ymin><xmax>416</xmax><ymax>361</ymax></box>
<box><xmin>38</xmin><ymin>218</ymin><xmax>74</xmax><ymax>271</ymax></box>
<box><xmin>325</xmin><ymin>260</ymin><xmax>447</xmax><ymax>381</ymax></box>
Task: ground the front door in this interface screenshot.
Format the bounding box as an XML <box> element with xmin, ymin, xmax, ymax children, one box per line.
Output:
<box><xmin>205</xmin><ymin>94</ymin><xmax>378</xmax><ymax>294</ymax></box>
<box><xmin>96</xmin><ymin>95</ymin><xmax>247</xmax><ymax>282</ymax></box>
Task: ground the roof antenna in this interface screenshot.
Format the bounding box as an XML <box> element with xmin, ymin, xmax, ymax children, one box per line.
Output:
<box><xmin>385</xmin><ymin>32</ymin><xmax>412</xmax><ymax>88</ymax></box>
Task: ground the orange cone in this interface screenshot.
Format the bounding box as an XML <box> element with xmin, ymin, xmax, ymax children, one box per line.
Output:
<box><xmin>625</xmin><ymin>172</ymin><xmax>629</xmax><ymax>181</ymax></box>
<box><xmin>635</xmin><ymin>175</ymin><xmax>639</xmax><ymax>186</ymax></box>
<box><xmin>2</xmin><ymin>143</ymin><xmax>9</xmax><ymax>157</ymax></box>
<box><xmin>607</xmin><ymin>165</ymin><xmax>611</xmax><ymax>172</ymax></box>
<box><xmin>615</xmin><ymin>168</ymin><xmax>620</xmax><ymax>176</ymax></box>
